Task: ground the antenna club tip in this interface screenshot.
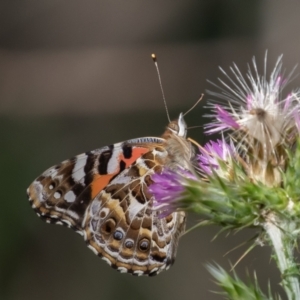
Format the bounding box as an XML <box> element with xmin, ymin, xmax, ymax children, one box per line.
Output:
<box><xmin>151</xmin><ymin>53</ymin><xmax>157</xmax><ymax>61</ymax></box>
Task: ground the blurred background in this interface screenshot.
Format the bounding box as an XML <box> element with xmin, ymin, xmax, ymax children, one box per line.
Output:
<box><xmin>1</xmin><ymin>1</ymin><xmax>300</xmax><ymax>299</ymax></box>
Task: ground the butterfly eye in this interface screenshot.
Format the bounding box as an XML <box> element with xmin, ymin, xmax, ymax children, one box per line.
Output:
<box><xmin>101</xmin><ymin>218</ymin><xmax>116</xmax><ymax>235</ymax></box>
<box><xmin>113</xmin><ymin>230</ymin><xmax>123</xmax><ymax>240</ymax></box>
<box><xmin>168</xmin><ymin>122</ymin><xmax>179</xmax><ymax>133</ymax></box>
<box><xmin>139</xmin><ymin>238</ymin><xmax>150</xmax><ymax>252</ymax></box>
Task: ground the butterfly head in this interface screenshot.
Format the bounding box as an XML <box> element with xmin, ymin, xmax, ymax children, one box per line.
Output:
<box><xmin>167</xmin><ymin>113</ymin><xmax>187</xmax><ymax>138</ymax></box>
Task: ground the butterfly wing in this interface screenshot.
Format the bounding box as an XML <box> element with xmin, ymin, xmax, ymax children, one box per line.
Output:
<box><xmin>27</xmin><ymin>137</ymin><xmax>186</xmax><ymax>276</ymax></box>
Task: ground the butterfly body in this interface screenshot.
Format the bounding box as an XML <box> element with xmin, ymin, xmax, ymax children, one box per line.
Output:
<box><xmin>27</xmin><ymin>113</ymin><xmax>193</xmax><ymax>276</ymax></box>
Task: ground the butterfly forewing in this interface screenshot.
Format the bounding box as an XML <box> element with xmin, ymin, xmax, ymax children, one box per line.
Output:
<box><xmin>27</xmin><ymin>120</ymin><xmax>191</xmax><ymax>276</ymax></box>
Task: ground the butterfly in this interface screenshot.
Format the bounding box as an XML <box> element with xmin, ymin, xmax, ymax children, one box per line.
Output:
<box><xmin>27</xmin><ymin>112</ymin><xmax>196</xmax><ymax>276</ymax></box>
<box><xmin>27</xmin><ymin>53</ymin><xmax>200</xmax><ymax>276</ymax></box>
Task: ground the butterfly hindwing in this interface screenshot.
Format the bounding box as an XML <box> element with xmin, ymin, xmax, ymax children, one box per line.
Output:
<box><xmin>83</xmin><ymin>142</ymin><xmax>186</xmax><ymax>275</ymax></box>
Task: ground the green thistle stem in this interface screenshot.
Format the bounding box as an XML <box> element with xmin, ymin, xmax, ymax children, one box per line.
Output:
<box><xmin>263</xmin><ymin>213</ymin><xmax>300</xmax><ymax>300</ymax></box>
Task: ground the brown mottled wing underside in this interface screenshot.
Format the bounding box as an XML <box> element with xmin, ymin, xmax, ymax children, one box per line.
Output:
<box><xmin>27</xmin><ymin>138</ymin><xmax>186</xmax><ymax>276</ymax></box>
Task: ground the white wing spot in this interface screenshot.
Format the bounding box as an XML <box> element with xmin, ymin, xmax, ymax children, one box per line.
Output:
<box><xmin>54</xmin><ymin>192</ymin><xmax>61</xmax><ymax>199</ymax></box>
<box><xmin>107</xmin><ymin>144</ymin><xmax>122</xmax><ymax>173</ymax></box>
<box><xmin>65</xmin><ymin>210</ymin><xmax>79</xmax><ymax>220</ymax></box>
<box><xmin>43</xmin><ymin>168</ymin><xmax>58</xmax><ymax>178</ymax></box>
<box><xmin>133</xmin><ymin>270</ymin><xmax>144</xmax><ymax>276</ymax></box>
<box><xmin>102</xmin><ymin>257</ymin><xmax>112</xmax><ymax>266</ymax></box>
<box><xmin>64</xmin><ymin>190</ymin><xmax>76</xmax><ymax>203</ymax></box>
<box><xmin>117</xmin><ymin>267</ymin><xmax>128</xmax><ymax>273</ymax></box>
<box><xmin>61</xmin><ymin>219</ymin><xmax>72</xmax><ymax>227</ymax></box>
<box><xmin>72</xmin><ymin>154</ymin><xmax>88</xmax><ymax>184</ymax></box>
<box><xmin>32</xmin><ymin>181</ymin><xmax>44</xmax><ymax>202</ymax></box>
<box><xmin>150</xmin><ymin>267</ymin><xmax>159</xmax><ymax>274</ymax></box>
<box><xmin>128</xmin><ymin>194</ymin><xmax>147</xmax><ymax>220</ymax></box>
<box><xmin>88</xmin><ymin>244</ymin><xmax>99</xmax><ymax>255</ymax></box>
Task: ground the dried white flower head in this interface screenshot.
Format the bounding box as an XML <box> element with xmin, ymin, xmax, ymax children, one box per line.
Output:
<box><xmin>206</xmin><ymin>54</ymin><xmax>300</xmax><ymax>186</ymax></box>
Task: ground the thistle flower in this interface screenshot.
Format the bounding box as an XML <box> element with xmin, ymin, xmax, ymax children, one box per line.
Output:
<box><xmin>150</xmin><ymin>54</ymin><xmax>300</xmax><ymax>214</ymax></box>
<box><xmin>149</xmin><ymin>54</ymin><xmax>300</xmax><ymax>299</ymax></box>
<box><xmin>206</xmin><ymin>54</ymin><xmax>300</xmax><ymax>187</ymax></box>
<box><xmin>206</xmin><ymin>55</ymin><xmax>300</xmax><ymax>140</ymax></box>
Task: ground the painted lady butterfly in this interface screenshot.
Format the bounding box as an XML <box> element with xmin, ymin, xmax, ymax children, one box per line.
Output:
<box><xmin>27</xmin><ymin>54</ymin><xmax>198</xmax><ymax>276</ymax></box>
<box><xmin>27</xmin><ymin>112</ymin><xmax>195</xmax><ymax>276</ymax></box>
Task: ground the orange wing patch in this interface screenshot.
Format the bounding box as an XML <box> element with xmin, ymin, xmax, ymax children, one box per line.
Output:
<box><xmin>91</xmin><ymin>147</ymin><xmax>149</xmax><ymax>198</ymax></box>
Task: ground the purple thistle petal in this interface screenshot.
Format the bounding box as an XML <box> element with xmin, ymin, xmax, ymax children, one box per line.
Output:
<box><xmin>149</xmin><ymin>168</ymin><xmax>194</xmax><ymax>217</ymax></box>
<box><xmin>215</xmin><ymin>105</ymin><xmax>240</xmax><ymax>128</ymax></box>
<box><xmin>283</xmin><ymin>93</ymin><xmax>292</xmax><ymax>112</ymax></box>
<box><xmin>205</xmin><ymin>105</ymin><xmax>240</xmax><ymax>134</ymax></box>
<box><xmin>275</xmin><ymin>76</ymin><xmax>282</xmax><ymax>87</ymax></box>
<box><xmin>150</xmin><ymin>172</ymin><xmax>184</xmax><ymax>200</ymax></box>
<box><xmin>198</xmin><ymin>139</ymin><xmax>234</xmax><ymax>175</ymax></box>
<box><xmin>246</xmin><ymin>95</ymin><xmax>253</xmax><ymax>110</ymax></box>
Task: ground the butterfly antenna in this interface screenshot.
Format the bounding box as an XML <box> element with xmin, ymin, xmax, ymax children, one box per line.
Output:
<box><xmin>183</xmin><ymin>93</ymin><xmax>204</xmax><ymax>117</ymax></box>
<box><xmin>187</xmin><ymin>125</ymin><xmax>203</xmax><ymax>130</ymax></box>
<box><xmin>151</xmin><ymin>54</ymin><xmax>171</xmax><ymax>123</ymax></box>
